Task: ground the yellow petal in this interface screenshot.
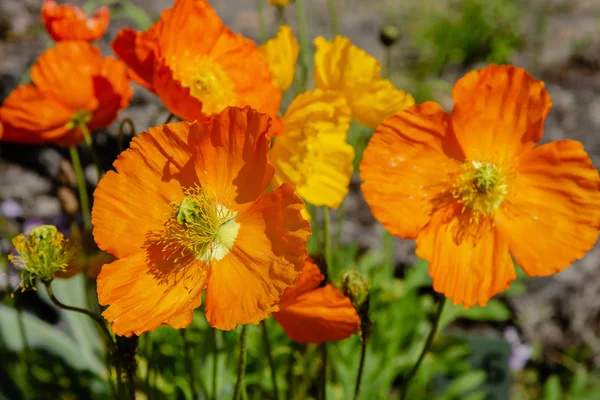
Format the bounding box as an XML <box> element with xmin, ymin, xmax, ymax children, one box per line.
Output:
<box><xmin>348</xmin><ymin>80</ymin><xmax>415</xmax><ymax>128</ymax></box>
<box><xmin>313</xmin><ymin>35</ymin><xmax>414</xmax><ymax>128</ymax></box>
<box><xmin>259</xmin><ymin>25</ymin><xmax>299</xmax><ymax>92</ymax></box>
<box><xmin>314</xmin><ymin>35</ymin><xmax>380</xmax><ymax>90</ymax></box>
<box><xmin>272</xmin><ymin>89</ymin><xmax>354</xmax><ymax>208</ymax></box>
<box><xmin>269</xmin><ymin>0</ymin><xmax>292</xmax><ymax>5</ymax></box>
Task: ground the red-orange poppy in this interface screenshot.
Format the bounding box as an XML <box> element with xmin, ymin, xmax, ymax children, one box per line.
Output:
<box><xmin>274</xmin><ymin>259</ymin><xmax>360</xmax><ymax>343</ymax></box>
<box><xmin>92</xmin><ymin>107</ymin><xmax>310</xmax><ymax>336</ymax></box>
<box><xmin>0</xmin><ymin>41</ymin><xmax>131</xmax><ymax>147</ymax></box>
<box><xmin>42</xmin><ymin>0</ymin><xmax>110</xmax><ymax>42</ymax></box>
<box><xmin>361</xmin><ymin>65</ymin><xmax>600</xmax><ymax>307</ymax></box>
<box><xmin>112</xmin><ymin>0</ymin><xmax>280</xmax><ymax>122</ymax></box>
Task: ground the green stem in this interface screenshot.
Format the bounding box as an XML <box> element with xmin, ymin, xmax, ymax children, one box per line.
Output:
<box><xmin>384</xmin><ymin>47</ymin><xmax>392</xmax><ymax>79</ymax></box>
<box><xmin>118</xmin><ymin>118</ymin><xmax>136</xmax><ymax>153</ymax></box>
<box><xmin>323</xmin><ymin>206</ymin><xmax>332</xmax><ymax>280</ymax></box>
<box><xmin>256</xmin><ymin>0</ymin><xmax>267</xmax><ymax>44</ymax></box>
<box><xmin>15</xmin><ymin>298</ymin><xmax>31</xmax><ymax>383</ymax></box>
<box><xmin>145</xmin><ymin>334</ymin><xmax>153</xmax><ymax>400</ymax></box>
<box><xmin>165</xmin><ymin>113</ymin><xmax>175</xmax><ymax>124</ymax></box>
<box><xmin>261</xmin><ymin>320</ymin><xmax>280</xmax><ymax>400</ymax></box>
<box><xmin>233</xmin><ymin>325</ymin><xmax>249</xmax><ymax>400</ymax></box>
<box><xmin>399</xmin><ymin>295</ymin><xmax>446</xmax><ymax>400</ymax></box>
<box><xmin>44</xmin><ymin>281</ymin><xmax>112</xmax><ymax>343</ymax></box>
<box><xmin>327</xmin><ymin>0</ymin><xmax>340</xmax><ymax>35</ymax></box>
<box><xmin>212</xmin><ymin>329</ymin><xmax>220</xmax><ymax>400</ymax></box>
<box><xmin>80</xmin><ymin>123</ymin><xmax>103</xmax><ymax>182</ymax></box>
<box><xmin>353</xmin><ymin>339</ymin><xmax>367</xmax><ymax>400</ymax></box>
<box><xmin>295</xmin><ymin>0</ymin><xmax>310</xmax><ymax>92</ymax></box>
<box><xmin>181</xmin><ymin>329</ymin><xmax>198</xmax><ymax>396</ymax></box>
<box><xmin>383</xmin><ymin>230</ymin><xmax>394</xmax><ymax>272</ymax></box>
<box><xmin>276</xmin><ymin>5</ymin><xmax>287</xmax><ymax>27</ymax></box>
<box><xmin>69</xmin><ymin>146</ymin><xmax>91</xmax><ymax>230</ymax></box>
<box><xmin>320</xmin><ymin>343</ymin><xmax>327</xmax><ymax>400</ymax></box>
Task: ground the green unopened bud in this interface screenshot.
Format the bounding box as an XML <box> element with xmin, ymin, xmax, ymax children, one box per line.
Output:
<box><xmin>9</xmin><ymin>225</ymin><xmax>74</xmax><ymax>291</ymax></box>
<box><xmin>340</xmin><ymin>270</ymin><xmax>369</xmax><ymax>309</ymax></box>
<box><xmin>379</xmin><ymin>25</ymin><xmax>399</xmax><ymax>47</ymax></box>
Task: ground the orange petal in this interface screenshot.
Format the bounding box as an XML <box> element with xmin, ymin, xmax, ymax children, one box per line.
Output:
<box><xmin>89</xmin><ymin>57</ymin><xmax>133</xmax><ymax>130</ymax></box>
<box><xmin>204</xmin><ymin>183</ymin><xmax>310</xmax><ymax>330</ymax></box>
<box><xmin>497</xmin><ymin>140</ymin><xmax>600</xmax><ymax>276</ymax></box>
<box><xmin>92</xmin><ymin>122</ymin><xmax>197</xmax><ymax>258</ymax></box>
<box><xmin>188</xmin><ymin>107</ymin><xmax>274</xmax><ymax>207</ymax></box>
<box><xmin>274</xmin><ymin>284</ymin><xmax>360</xmax><ymax>343</ymax></box>
<box><xmin>30</xmin><ymin>41</ymin><xmax>101</xmax><ymax>111</ymax></box>
<box><xmin>213</xmin><ymin>31</ymin><xmax>281</xmax><ymax>119</ymax></box>
<box><xmin>97</xmin><ymin>251</ymin><xmax>207</xmax><ymax>337</ymax></box>
<box><xmin>416</xmin><ymin>206</ymin><xmax>516</xmax><ymax>307</ymax></box>
<box><xmin>112</xmin><ymin>27</ymin><xmax>158</xmax><ymax>89</ymax></box>
<box><xmin>155</xmin><ymin>0</ymin><xmax>224</xmax><ymax>60</ymax></box>
<box><xmin>42</xmin><ymin>0</ymin><xmax>109</xmax><ymax>42</ymax></box>
<box><xmin>360</xmin><ymin>102</ymin><xmax>463</xmax><ymax>239</ymax></box>
<box><xmin>278</xmin><ymin>259</ymin><xmax>324</xmax><ymax>303</ymax></box>
<box><xmin>0</xmin><ymin>86</ymin><xmax>72</xmax><ymax>142</ymax></box>
<box><xmin>451</xmin><ymin>65</ymin><xmax>552</xmax><ymax>161</ymax></box>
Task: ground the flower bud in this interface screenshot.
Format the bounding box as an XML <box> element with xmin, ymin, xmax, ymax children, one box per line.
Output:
<box><xmin>9</xmin><ymin>225</ymin><xmax>74</xmax><ymax>291</ymax></box>
<box><xmin>379</xmin><ymin>25</ymin><xmax>399</xmax><ymax>47</ymax></box>
<box><xmin>340</xmin><ymin>270</ymin><xmax>369</xmax><ymax>309</ymax></box>
<box><xmin>269</xmin><ymin>0</ymin><xmax>293</xmax><ymax>6</ymax></box>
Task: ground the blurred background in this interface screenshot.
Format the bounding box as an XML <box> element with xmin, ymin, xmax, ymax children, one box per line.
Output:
<box><xmin>1</xmin><ymin>0</ymin><xmax>600</xmax><ymax>399</ymax></box>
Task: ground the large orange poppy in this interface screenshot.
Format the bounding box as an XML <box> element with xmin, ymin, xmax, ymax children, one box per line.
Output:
<box><xmin>361</xmin><ymin>65</ymin><xmax>600</xmax><ymax>307</ymax></box>
<box><xmin>112</xmin><ymin>0</ymin><xmax>280</xmax><ymax>122</ymax></box>
<box><xmin>42</xmin><ymin>0</ymin><xmax>110</xmax><ymax>42</ymax></box>
<box><xmin>92</xmin><ymin>107</ymin><xmax>310</xmax><ymax>336</ymax></box>
<box><xmin>0</xmin><ymin>41</ymin><xmax>131</xmax><ymax>147</ymax></box>
<box><xmin>273</xmin><ymin>259</ymin><xmax>360</xmax><ymax>343</ymax></box>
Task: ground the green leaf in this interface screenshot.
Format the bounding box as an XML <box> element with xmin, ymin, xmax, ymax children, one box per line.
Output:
<box><xmin>543</xmin><ymin>375</ymin><xmax>562</xmax><ymax>400</ymax></box>
<box><xmin>441</xmin><ymin>370</ymin><xmax>486</xmax><ymax>400</ymax></box>
<box><xmin>0</xmin><ymin>305</ymin><xmax>105</xmax><ymax>376</ymax></box>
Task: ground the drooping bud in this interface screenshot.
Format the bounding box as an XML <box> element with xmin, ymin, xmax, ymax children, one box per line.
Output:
<box><xmin>8</xmin><ymin>225</ymin><xmax>74</xmax><ymax>291</ymax></box>
<box><xmin>340</xmin><ymin>270</ymin><xmax>369</xmax><ymax>309</ymax></box>
<box><xmin>340</xmin><ymin>270</ymin><xmax>372</xmax><ymax>341</ymax></box>
<box><xmin>379</xmin><ymin>25</ymin><xmax>399</xmax><ymax>48</ymax></box>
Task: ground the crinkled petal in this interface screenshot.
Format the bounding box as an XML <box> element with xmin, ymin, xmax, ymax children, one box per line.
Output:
<box><xmin>274</xmin><ymin>284</ymin><xmax>360</xmax><ymax>343</ymax></box>
<box><xmin>361</xmin><ymin>102</ymin><xmax>463</xmax><ymax>238</ymax></box>
<box><xmin>272</xmin><ymin>89</ymin><xmax>352</xmax><ymax>208</ymax></box>
<box><xmin>112</xmin><ymin>27</ymin><xmax>158</xmax><ymax>89</ymax></box>
<box><xmin>347</xmin><ymin>79</ymin><xmax>415</xmax><ymax>128</ymax></box>
<box><xmin>278</xmin><ymin>259</ymin><xmax>324</xmax><ymax>303</ymax></box>
<box><xmin>42</xmin><ymin>0</ymin><xmax>109</xmax><ymax>42</ymax></box>
<box><xmin>92</xmin><ymin>122</ymin><xmax>197</xmax><ymax>258</ymax></box>
<box><xmin>416</xmin><ymin>206</ymin><xmax>516</xmax><ymax>307</ymax></box>
<box><xmin>260</xmin><ymin>25</ymin><xmax>299</xmax><ymax>91</ymax></box>
<box><xmin>497</xmin><ymin>140</ymin><xmax>600</xmax><ymax>276</ymax></box>
<box><xmin>188</xmin><ymin>107</ymin><xmax>274</xmax><ymax>207</ymax></box>
<box><xmin>204</xmin><ymin>183</ymin><xmax>310</xmax><ymax>330</ymax></box>
<box><xmin>313</xmin><ymin>35</ymin><xmax>380</xmax><ymax>90</ymax></box>
<box><xmin>30</xmin><ymin>41</ymin><xmax>101</xmax><ymax>111</ymax></box>
<box><xmin>451</xmin><ymin>65</ymin><xmax>552</xmax><ymax>160</ymax></box>
<box><xmin>97</xmin><ymin>251</ymin><xmax>207</xmax><ymax>337</ymax></box>
<box><xmin>89</xmin><ymin>57</ymin><xmax>133</xmax><ymax>130</ymax></box>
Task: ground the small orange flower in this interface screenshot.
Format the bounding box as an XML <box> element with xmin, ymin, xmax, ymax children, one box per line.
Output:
<box><xmin>92</xmin><ymin>107</ymin><xmax>310</xmax><ymax>336</ymax></box>
<box><xmin>0</xmin><ymin>41</ymin><xmax>131</xmax><ymax>147</ymax></box>
<box><xmin>274</xmin><ymin>259</ymin><xmax>360</xmax><ymax>343</ymax></box>
<box><xmin>42</xmin><ymin>0</ymin><xmax>110</xmax><ymax>42</ymax></box>
<box><xmin>112</xmin><ymin>0</ymin><xmax>280</xmax><ymax>122</ymax></box>
<box><xmin>361</xmin><ymin>65</ymin><xmax>600</xmax><ymax>307</ymax></box>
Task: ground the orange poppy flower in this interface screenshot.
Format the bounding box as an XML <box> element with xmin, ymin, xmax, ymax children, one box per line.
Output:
<box><xmin>274</xmin><ymin>259</ymin><xmax>360</xmax><ymax>343</ymax></box>
<box><xmin>0</xmin><ymin>41</ymin><xmax>131</xmax><ymax>147</ymax></box>
<box><xmin>42</xmin><ymin>0</ymin><xmax>110</xmax><ymax>42</ymax></box>
<box><xmin>112</xmin><ymin>0</ymin><xmax>280</xmax><ymax>122</ymax></box>
<box><xmin>92</xmin><ymin>107</ymin><xmax>310</xmax><ymax>336</ymax></box>
<box><xmin>361</xmin><ymin>65</ymin><xmax>600</xmax><ymax>307</ymax></box>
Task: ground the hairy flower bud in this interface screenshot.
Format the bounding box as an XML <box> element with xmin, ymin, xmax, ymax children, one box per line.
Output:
<box><xmin>379</xmin><ymin>25</ymin><xmax>399</xmax><ymax>47</ymax></box>
<box><xmin>340</xmin><ymin>270</ymin><xmax>369</xmax><ymax>310</ymax></box>
<box><xmin>9</xmin><ymin>225</ymin><xmax>74</xmax><ymax>291</ymax></box>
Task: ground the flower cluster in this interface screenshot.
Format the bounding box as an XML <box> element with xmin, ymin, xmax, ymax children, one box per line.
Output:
<box><xmin>2</xmin><ymin>0</ymin><xmax>599</xmax><ymax>376</ymax></box>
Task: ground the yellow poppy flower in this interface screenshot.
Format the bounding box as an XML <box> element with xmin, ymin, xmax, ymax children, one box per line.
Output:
<box><xmin>260</xmin><ymin>25</ymin><xmax>299</xmax><ymax>92</ymax></box>
<box><xmin>272</xmin><ymin>89</ymin><xmax>353</xmax><ymax>209</ymax></box>
<box><xmin>313</xmin><ymin>35</ymin><xmax>414</xmax><ymax>128</ymax></box>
